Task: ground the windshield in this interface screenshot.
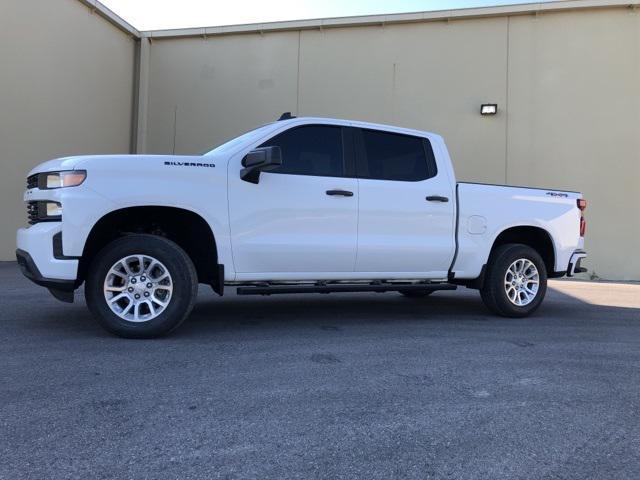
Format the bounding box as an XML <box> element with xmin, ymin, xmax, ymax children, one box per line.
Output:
<box><xmin>202</xmin><ymin>123</ymin><xmax>275</xmax><ymax>155</ymax></box>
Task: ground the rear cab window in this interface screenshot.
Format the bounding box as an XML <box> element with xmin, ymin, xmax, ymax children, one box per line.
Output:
<box><xmin>354</xmin><ymin>128</ymin><xmax>437</xmax><ymax>181</ymax></box>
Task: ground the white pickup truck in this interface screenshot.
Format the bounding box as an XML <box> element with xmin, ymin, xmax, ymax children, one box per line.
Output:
<box><xmin>17</xmin><ymin>114</ymin><xmax>587</xmax><ymax>338</ymax></box>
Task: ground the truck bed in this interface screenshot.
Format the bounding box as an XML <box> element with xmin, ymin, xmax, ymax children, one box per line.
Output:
<box><xmin>451</xmin><ymin>182</ymin><xmax>583</xmax><ymax>280</ymax></box>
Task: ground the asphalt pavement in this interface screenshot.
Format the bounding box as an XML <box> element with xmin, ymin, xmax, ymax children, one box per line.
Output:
<box><xmin>1</xmin><ymin>262</ymin><xmax>639</xmax><ymax>479</ymax></box>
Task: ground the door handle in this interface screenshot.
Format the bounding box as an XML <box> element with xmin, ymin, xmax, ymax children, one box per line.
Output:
<box><xmin>326</xmin><ymin>189</ymin><xmax>354</xmax><ymax>197</ymax></box>
<box><xmin>426</xmin><ymin>195</ymin><xmax>449</xmax><ymax>202</ymax></box>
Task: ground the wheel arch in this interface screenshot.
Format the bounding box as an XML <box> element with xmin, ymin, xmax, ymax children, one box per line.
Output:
<box><xmin>489</xmin><ymin>225</ymin><xmax>556</xmax><ymax>276</ymax></box>
<box><xmin>458</xmin><ymin>224</ymin><xmax>557</xmax><ymax>290</ymax></box>
<box><xmin>78</xmin><ymin>206</ymin><xmax>222</xmax><ymax>292</ymax></box>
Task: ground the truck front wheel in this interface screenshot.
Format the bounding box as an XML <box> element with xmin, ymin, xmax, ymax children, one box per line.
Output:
<box><xmin>85</xmin><ymin>234</ymin><xmax>198</xmax><ymax>338</ymax></box>
<box><xmin>480</xmin><ymin>243</ymin><xmax>547</xmax><ymax>317</ymax></box>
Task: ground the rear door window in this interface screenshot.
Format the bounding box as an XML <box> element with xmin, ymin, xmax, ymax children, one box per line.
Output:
<box><xmin>355</xmin><ymin>129</ymin><xmax>436</xmax><ymax>181</ymax></box>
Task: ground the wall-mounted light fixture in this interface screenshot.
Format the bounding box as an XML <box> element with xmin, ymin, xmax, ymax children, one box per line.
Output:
<box><xmin>480</xmin><ymin>104</ymin><xmax>498</xmax><ymax>116</ymax></box>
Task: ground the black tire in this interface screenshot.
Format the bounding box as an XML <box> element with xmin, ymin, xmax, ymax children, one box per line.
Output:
<box><xmin>399</xmin><ymin>289</ymin><xmax>433</xmax><ymax>298</ymax></box>
<box><xmin>85</xmin><ymin>234</ymin><xmax>198</xmax><ymax>338</ymax></box>
<box><xmin>480</xmin><ymin>243</ymin><xmax>547</xmax><ymax>317</ymax></box>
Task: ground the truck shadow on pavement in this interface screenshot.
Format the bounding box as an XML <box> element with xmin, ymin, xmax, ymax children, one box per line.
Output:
<box><xmin>2</xmin><ymin>258</ymin><xmax>638</xmax><ymax>340</ymax></box>
<box><xmin>176</xmin><ymin>283</ymin><xmax>640</xmax><ymax>339</ymax></box>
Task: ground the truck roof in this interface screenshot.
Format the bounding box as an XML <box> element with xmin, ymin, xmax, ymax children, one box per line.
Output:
<box><xmin>276</xmin><ymin>115</ymin><xmax>440</xmax><ymax>140</ymax></box>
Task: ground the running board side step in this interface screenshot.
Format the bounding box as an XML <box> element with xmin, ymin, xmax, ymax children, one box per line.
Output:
<box><xmin>235</xmin><ymin>283</ymin><xmax>457</xmax><ymax>296</ymax></box>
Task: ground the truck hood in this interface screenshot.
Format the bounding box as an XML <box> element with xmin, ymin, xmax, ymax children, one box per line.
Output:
<box><xmin>28</xmin><ymin>155</ymin><xmax>90</xmax><ymax>175</ymax></box>
<box><xmin>28</xmin><ymin>154</ymin><xmax>221</xmax><ymax>176</ymax></box>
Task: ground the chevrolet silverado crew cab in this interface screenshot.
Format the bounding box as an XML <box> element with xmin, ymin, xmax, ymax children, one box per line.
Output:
<box><xmin>17</xmin><ymin>114</ymin><xmax>587</xmax><ymax>338</ymax></box>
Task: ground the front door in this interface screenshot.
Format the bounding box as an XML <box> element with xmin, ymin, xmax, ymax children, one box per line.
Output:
<box><xmin>228</xmin><ymin>124</ymin><xmax>358</xmax><ymax>279</ymax></box>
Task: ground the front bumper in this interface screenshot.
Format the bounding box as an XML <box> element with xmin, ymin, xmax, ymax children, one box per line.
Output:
<box><xmin>16</xmin><ymin>223</ymin><xmax>78</xmax><ymax>280</ymax></box>
<box><xmin>16</xmin><ymin>249</ymin><xmax>76</xmax><ymax>302</ymax></box>
<box><xmin>16</xmin><ymin>222</ymin><xmax>79</xmax><ymax>302</ymax></box>
<box><xmin>566</xmin><ymin>250</ymin><xmax>587</xmax><ymax>277</ymax></box>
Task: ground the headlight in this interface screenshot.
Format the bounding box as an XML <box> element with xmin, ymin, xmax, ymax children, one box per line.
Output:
<box><xmin>38</xmin><ymin>170</ymin><xmax>86</xmax><ymax>189</ymax></box>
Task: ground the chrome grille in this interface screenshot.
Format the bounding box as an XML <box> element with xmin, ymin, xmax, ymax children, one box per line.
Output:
<box><xmin>27</xmin><ymin>201</ymin><xmax>41</xmax><ymax>225</ymax></box>
<box><xmin>26</xmin><ymin>174</ymin><xmax>38</xmax><ymax>190</ymax></box>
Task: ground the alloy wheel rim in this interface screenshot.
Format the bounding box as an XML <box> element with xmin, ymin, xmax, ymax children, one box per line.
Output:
<box><xmin>103</xmin><ymin>254</ymin><xmax>173</xmax><ymax>322</ymax></box>
<box><xmin>504</xmin><ymin>258</ymin><xmax>539</xmax><ymax>307</ymax></box>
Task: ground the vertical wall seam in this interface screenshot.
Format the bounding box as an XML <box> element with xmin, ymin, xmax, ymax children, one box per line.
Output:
<box><xmin>296</xmin><ymin>30</ymin><xmax>301</xmax><ymax>115</ymax></box>
<box><xmin>130</xmin><ymin>39</ymin><xmax>141</xmax><ymax>154</ymax></box>
<box><xmin>392</xmin><ymin>62</ymin><xmax>397</xmax><ymax>123</ymax></box>
<box><xmin>504</xmin><ymin>16</ymin><xmax>511</xmax><ymax>184</ymax></box>
<box><xmin>171</xmin><ymin>105</ymin><xmax>178</xmax><ymax>154</ymax></box>
<box><xmin>133</xmin><ymin>38</ymin><xmax>150</xmax><ymax>153</ymax></box>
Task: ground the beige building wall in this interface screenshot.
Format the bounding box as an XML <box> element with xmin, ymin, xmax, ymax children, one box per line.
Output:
<box><xmin>506</xmin><ymin>9</ymin><xmax>640</xmax><ymax>280</ymax></box>
<box><xmin>297</xmin><ymin>19</ymin><xmax>509</xmax><ymax>183</ymax></box>
<box><xmin>145</xmin><ymin>18</ymin><xmax>510</xmax><ymax>183</ymax></box>
<box><xmin>0</xmin><ymin>0</ymin><xmax>135</xmax><ymax>260</ymax></box>
<box><xmin>3</xmin><ymin>1</ymin><xmax>637</xmax><ymax>280</ymax></box>
<box><xmin>146</xmin><ymin>32</ymin><xmax>299</xmax><ymax>155</ymax></box>
<box><xmin>145</xmin><ymin>6</ymin><xmax>640</xmax><ymax>280</ymax></box>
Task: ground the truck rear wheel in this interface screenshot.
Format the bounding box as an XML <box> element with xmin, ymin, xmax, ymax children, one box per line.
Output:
<box><xmin>85</xmin><ymin>234</ymin><xmax>198</xmax><ymax>338</ymax></box>
<box><xmin>480</xmin><ymin>243</ymin><xmax>547</xmax><ymax>317</ymax></box>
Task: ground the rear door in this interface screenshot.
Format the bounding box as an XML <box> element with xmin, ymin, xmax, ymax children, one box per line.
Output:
<box><xmin>228</xmin><ymin>124</ymin><xmax>358</xmax><ymax>278</ymax></box>
<box><xmin>353</xmin><ymin>127</ymin><xmax>455</xmax><ymax>278</ymax></box>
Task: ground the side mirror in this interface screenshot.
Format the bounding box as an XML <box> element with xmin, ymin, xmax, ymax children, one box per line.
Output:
<box><xmin>240</xmin><ymin>146</ymin><xmax>282</xmax><ymax>184</ymax></box>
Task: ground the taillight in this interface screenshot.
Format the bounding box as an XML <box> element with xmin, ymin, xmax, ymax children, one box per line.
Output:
<box><xmin>577</xmin><ymin>199</ymin><xmax>586</xmax><ymax>236</ymax></box>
